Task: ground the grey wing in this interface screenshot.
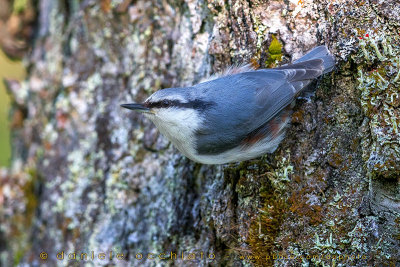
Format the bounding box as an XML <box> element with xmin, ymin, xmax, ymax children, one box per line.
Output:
<box><xmin>194</xmin><ymin>64</ymin><xmax>324</xmax><ymax>155</ymax></box>
<box><xmin>256</xmin><ymin>59</ymin><xmax>324</xmax><ymax>111</ymax></box>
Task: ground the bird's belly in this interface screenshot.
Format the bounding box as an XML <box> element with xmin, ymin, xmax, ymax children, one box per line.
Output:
<box><xmin>188</xmin><ymin>132</ymin><xmax>286</xmax><ymax>164</ymax></box>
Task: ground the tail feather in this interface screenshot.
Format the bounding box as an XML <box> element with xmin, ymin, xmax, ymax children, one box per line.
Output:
<box><xmin>273</xmin><ymin>46</ymin><xmax>335</xmax><ymax>95</ymax></box>
<box><xmin>294</xmin><ymin>45</ymin><xmax>335</xmax><ymax>74</ymax></box>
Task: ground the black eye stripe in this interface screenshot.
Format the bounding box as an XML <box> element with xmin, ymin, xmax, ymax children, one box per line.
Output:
<box><xmin>146</xmin><ymin>100</ymin><xmax>215</xmax><ymax>110</ymax></box>
<box><xmin>147</xmin><ymin>100</ymin><xmax>176</xmax><ymax>108</ymax></box>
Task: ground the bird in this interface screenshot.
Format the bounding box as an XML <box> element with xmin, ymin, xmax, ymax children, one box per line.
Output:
<box><xmin>121</xmin><ymin>45</ymin><xmax>335</xmax><ymax>164</ymax></box>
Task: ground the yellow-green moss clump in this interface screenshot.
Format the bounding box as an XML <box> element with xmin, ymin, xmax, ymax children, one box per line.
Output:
<box><xmin>265</xmin><ymin>35</ymin><xmax>283</xmax><ymax>67</ymax></box>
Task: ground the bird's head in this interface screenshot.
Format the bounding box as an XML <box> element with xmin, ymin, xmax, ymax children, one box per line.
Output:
<box><xmin>121</xmin><ymin>87</ymin><xmax>209</xmax><ymax>128</ymax></box>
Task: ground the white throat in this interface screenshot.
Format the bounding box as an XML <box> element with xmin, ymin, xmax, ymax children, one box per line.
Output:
<box><xmin>145</xmin><ymin>108</ymin><xmax>202</xmax><ymax>161</ymax></box>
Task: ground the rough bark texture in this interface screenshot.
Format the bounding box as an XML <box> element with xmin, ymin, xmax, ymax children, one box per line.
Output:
<box><xmin>1</xmin><ymin>0</ymin><xmax>400</xmax><ymax>266</ymax></box>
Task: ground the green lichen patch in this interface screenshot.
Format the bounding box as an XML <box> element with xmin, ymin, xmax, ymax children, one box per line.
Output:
<box><xmin>355</xmin><ymin>32</ymin><xmax>400</xmax><ymax>178</ymax></box>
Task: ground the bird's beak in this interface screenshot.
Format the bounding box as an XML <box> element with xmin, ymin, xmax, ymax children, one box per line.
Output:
<box><xmin>120</xmin><ymin>103</ymin><xmax>153</xmax><ymax>113</ymax></box>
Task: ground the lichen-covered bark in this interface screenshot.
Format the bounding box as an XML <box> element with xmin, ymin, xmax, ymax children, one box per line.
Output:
<box><xmin>1</xmin><ymin>0</ymin><xmax>400</xmax><ymax>266</ymax></box>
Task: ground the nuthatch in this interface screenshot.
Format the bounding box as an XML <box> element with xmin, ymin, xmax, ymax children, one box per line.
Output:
<box><xmin>122</xmin><ymin>46</ymin><xmax>335</xmax><ymax>164</ymax></box>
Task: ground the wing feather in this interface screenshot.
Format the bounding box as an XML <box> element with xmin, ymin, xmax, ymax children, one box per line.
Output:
<box><xmin>193</xmin><ymin>58</ymin><xmax>328</xmax><ymax>155</ymax></box>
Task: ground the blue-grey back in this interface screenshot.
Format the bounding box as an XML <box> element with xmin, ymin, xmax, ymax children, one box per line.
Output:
<box><xmin>191</xmin><ymin>69</ymin><xmax>297</xmax><ymax>154</ymax></box>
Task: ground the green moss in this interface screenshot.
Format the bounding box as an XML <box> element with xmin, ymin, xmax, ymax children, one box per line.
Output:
<box><xmin>269</xmin><ymin>35</ymin><xmax>282</xmax><ymax>55</ymax></box>
<box><xmin>13</xmin><ymin>0</ymin><xmax>28</xmax><ymax>14</ymax></box>
<box><xmin>246</xmin><ymin>152</ymin><xmax>293</xmax><ymax>266</ymax></box>
<box><xmin>248</xmin><ymin>185</ymin><xmax>287</xmax><ymax>266</ymax></box>
<box><xmin>24</xmin><ymin>168</ymin><xmax>39</xmax><ymax>224</ymax></box>
<box><xmin>265</xmin><ymin>35</ymin><xmax>283</xmax><ymax>67</ymax></box>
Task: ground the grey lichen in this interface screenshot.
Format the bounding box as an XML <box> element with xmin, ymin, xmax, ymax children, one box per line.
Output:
<box><xmin>355</xmin><ymin>32</ymin><xmax>400</xmax><ymax>178</ymax></box>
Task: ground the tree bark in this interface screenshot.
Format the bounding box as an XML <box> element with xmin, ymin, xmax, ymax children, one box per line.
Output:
<box><xmin>1</xmin><ymin>0</ymin><xmax>400</xmax><ymax>266</ymax></box>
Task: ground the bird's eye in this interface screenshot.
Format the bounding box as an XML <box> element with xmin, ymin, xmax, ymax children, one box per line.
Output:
<box><xmin>161</xmin><ymin>100</ymin><xmax>170</xmax><ymax>107</ymax></box>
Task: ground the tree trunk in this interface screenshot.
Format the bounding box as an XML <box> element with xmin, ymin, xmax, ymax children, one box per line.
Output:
<box><xmin>1</xmin><ymin>0</ymin><xmax>400</xmax><ymax>266</ymax></box>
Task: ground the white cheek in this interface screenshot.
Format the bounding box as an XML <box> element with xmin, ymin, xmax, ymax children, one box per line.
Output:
<box><xmin>149</xmin><ymin>108</ymin><xmax>202</xmax><ymax>159</ymax></box>
<box><xmin>158</xmin><ymin>108</ymin><xmax>197</xmax><ymax>125</ymax></box>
